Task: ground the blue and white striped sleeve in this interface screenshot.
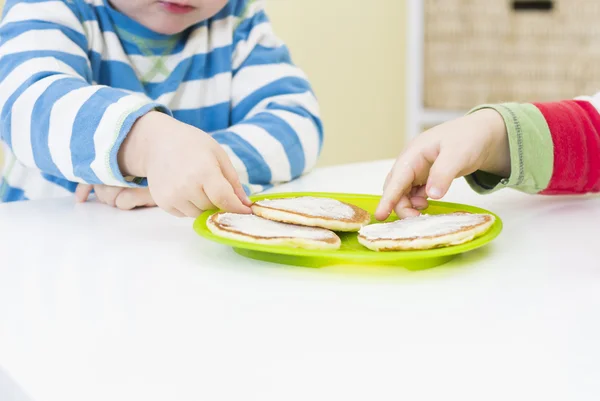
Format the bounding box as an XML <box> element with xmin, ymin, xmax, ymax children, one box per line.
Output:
<box><xmin>212</xmin><ymin>0</ymin><xmax>324</xmax><ymax>194</ymax></box>
<box><xmin>0</xmin><ymin>0</ymin><xmax>166</xmax><ymax>187</ymax></box>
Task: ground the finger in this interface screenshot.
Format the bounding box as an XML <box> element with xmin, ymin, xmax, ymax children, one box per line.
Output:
<box><xmin>410</xmin><ymin>186</ymin><xmax>429</xmax><ymax>210</ymax></box>
<box><xmin>409</xmin><ymin>185</ymin><xmax>425</xmax><ymax>197</ymax></box>
<box><xmin>95</xmin><ymin>186</ymin><xmax>125</xmax><ymax>208</ymax></box>
<box><xmin>168</xmin><ymin>208</ymin><xmax>186</xmax><ymax>218</ymax></box>
<box><xmin>426</xmin><ymin>149</ymin><xmax>466</xmax><ymax>199</ymax></box>
<box><xmin>176</xmin><ymin>201</ymin><xmax>203</xmax><ymax>218</ymax></box>
<box><xmin>189</xmin><ymin>190</ymin><xmax>214</xmax><ymax>212</ymax></box>
<box><xmin>410</xmin><ymin>196</ymin><xmax>429</xmax><ymax>210</ymax></box>
<box><xmin>115</xmin><ymin>188</ymin><xmax>156</xmax><ymax>210</ymax></box>
<box><xmin>394</xmin><ymin>195</ymin><xmax>421</xmax><ymax>219</ymax></box>
<box><xmin>383</xmin><ymin>171</ymin><xmax>392</xmax><ymax>191</ymax></box>
<box><xmin>375</xmin><ymin>160</ymin><xmax>416</xmax><ymax>221</ymax></box>
<box><xmin>75</xmin><ymin>184</ymin><xmax>93</xmax><ymax>203</ymax></box>
<box><xmin>151</xmin><ymin>194</ymin><xmax>186</xmax><ymax>217</ymax></box>
<box><xmin>204</xmin><ymin>177</ymin><xmax>252</xmax><ymax>214</ymax></box>
<box><xmin>216</xmin><ymin>150</ymin><xmax>252</xmax><ymax>207</ymax></box>
<box><xmin>236</xmin><ymin>185</ymin><xmax>253</xmax><ymax>207</ymax></box>
<box><xmin>414</xmin><ymin>185</ymin><xmax>428</xmax><ymax>198</ymax></box>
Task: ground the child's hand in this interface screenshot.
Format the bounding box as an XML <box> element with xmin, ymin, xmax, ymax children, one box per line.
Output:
<box><xmin>119</xmin><ymin>112</ymin><xmax>252</xmax><ymax>218</ymax></box>
<box><xmin>75</xmin><ymin>184</ymin><xmax>156</xmax><ymax>210</ymax></box>
<box><xmin>375</xmin><ymin>109</ymin><xmax>510</xmax><ymax>221</ymax></box>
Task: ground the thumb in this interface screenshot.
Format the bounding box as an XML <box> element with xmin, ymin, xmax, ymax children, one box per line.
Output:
<box><xmin>75</xmin><ymin>184</ymin><xmax>94</xmax><ymax>203</ymax></box>
<box><xmin>115</xmin><ymin>188</ymin><xmax>156</xmax><ymax>210</ymax></box>
<box><xmin>426</xmin><ymin>150</ymin><xmax>466</xmax><ymax>199</ymax></box>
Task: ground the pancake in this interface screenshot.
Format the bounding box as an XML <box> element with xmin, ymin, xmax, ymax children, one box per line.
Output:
<box><xmin>251</xmin><ymin>197</ymin><xmax>371</xmax><ymax>232</ymax></box>
<box><xmin>207</xmin><ymin>212</ymin><xmax>341</xmax><ymax>250</ymax></box>
<box><xmin>358</xmin><ymin>212</ymin><xmax>495</xmax><ymax>251</ymax></box>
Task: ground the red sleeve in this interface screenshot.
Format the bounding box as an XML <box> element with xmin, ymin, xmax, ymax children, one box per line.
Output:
<box><xmin>533</xmin><ymin>100</ymin><xmax>600</xmax><ymax>194</ymax></box>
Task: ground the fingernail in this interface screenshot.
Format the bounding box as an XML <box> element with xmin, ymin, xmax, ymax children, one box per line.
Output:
<box><xmin>428</xmin><ymin>187</ymin><xmax>443</xmax><ymax>199</ymax></box>
<box><xmin>375</xmin><ymin>209</ymin><xmax>388</xmax><ymax>220</ymax></box>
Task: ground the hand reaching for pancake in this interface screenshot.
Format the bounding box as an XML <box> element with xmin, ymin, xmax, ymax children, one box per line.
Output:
<box><xmin>376</xmin><ymin>109</ymin><xmax>510</xmax><ymax>221</ymax></box>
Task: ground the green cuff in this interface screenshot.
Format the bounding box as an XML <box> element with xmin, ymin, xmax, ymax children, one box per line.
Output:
<box><xmin>465</xmin><ymin>103</ymin><xmax>554</xmax><ymax>194</ymax></box>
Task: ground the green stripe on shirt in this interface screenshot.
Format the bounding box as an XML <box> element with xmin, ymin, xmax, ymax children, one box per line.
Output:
<box><xmin>465</xmin><ymin>103</ymin><xmax>555</xmax><ymax>194</ymax></box>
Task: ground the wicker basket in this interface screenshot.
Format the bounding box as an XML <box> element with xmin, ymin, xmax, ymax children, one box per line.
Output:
<box><xmin>424</xmin><ymin>0</ymin><xmax>600</xmax><ymax>110</ymax></box>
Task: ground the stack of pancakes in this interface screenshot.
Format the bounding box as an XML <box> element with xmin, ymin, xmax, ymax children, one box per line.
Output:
<box><xmin>207</xmin><ymin>197</ymin><xmax>370</xmax><ymax>250</ymax></box>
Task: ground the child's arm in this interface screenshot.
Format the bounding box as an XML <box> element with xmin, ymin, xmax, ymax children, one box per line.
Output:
<box><xmin>77</xmin><ymin>0</ymin><xmax>321</xmax><ymax>210</ymax></box>
<box><xmin>0</xmin><ymin>1</ymin><xmax>251</xmax><ymax>216</ymax></box>
<box><xmin>0</xmin><ymin>0</ymin><xmax>162</xmax><ymax>188</ymax></box>
<box><xmin>467</xmin><ymin>98</ymin><xmax>600</xmax><ymax>196</ymax></box>
<box><xmin>376</xmin><ymin>95</ymin><xmax>600</xmax><ymax>220</ymax></box>
<box><xmin>212</xmin><ymin>0</ymin><xmax>323</xmax><ymax>194</ymax></box>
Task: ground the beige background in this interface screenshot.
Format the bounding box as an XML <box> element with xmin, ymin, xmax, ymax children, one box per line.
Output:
<box><xmin>0</xmin><ymin>0</ymin><xmax>407</xmax><ymax>170</ymax></box>
<box><xmin>267</xmin><ymin>0</ymin><xmax>407</xmax><ymax>166</ymax></box>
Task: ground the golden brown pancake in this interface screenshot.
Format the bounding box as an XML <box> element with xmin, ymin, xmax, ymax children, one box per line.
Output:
<box><xmin>207</xmin><ymin>212</ymin><xmax>341</xmax><ymax>250</ymax></box>
<box><xmin>358</xmin><ymin>212</ymin><xmax>495</xmax><ymax>251</ymax></box>
<box><xmin>251</xmin><ymin>197</ymin><xmax>371</xmax><ymax>232</ymax></box>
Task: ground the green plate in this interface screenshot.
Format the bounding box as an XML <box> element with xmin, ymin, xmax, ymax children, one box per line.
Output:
<box><xmin>193</xmin><ymin>192</ymin><xmax>503</xmax><ymax>270</ymax></box>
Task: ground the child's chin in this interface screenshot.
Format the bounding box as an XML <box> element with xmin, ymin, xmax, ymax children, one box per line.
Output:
<box><xmin>155</xmin><ymin>27</ymin><xmax>186</xmax><ymax>35</ymax></box>
<box><xmin>148</xmin><ymin>20</ymin><xmax>192</xmax><ymax>36</ymax></box>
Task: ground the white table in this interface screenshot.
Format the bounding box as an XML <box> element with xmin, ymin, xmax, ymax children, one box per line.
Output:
<box><xmin>1</xmin><ymin>160</ymin><xmax>599</xmax><ymax>401</ymax></box>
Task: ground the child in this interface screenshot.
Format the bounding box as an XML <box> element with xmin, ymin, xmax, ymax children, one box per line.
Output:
<box><xmin>0</xmin><ymin>0</ymin><xmax>323</xmax><ymax>218</ymax></box>
<box><xmin>376</xmin><ymin>95</ymin><xmax>600</xmax><ymax>220</ymax></box>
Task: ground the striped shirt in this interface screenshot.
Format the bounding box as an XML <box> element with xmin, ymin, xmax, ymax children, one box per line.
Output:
<box><xmin>0</xmin><ymin>0</ymin><xmax>323</xmax><ymax>202</ymax></box>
